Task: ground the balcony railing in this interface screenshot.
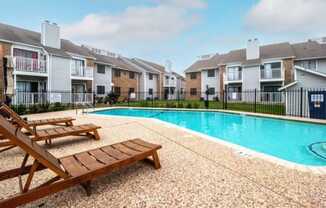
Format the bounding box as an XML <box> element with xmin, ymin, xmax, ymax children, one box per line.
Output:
<box><xmin>164</xmin><ymin>78</ymin><xmax>177</xmax><ymax>87</ymax></box>
<box><xmin>71</xmin><ymin>67</ymin><xmax>93</xmax><ymax>78</ymax></box>
<box><xmin>14</xmin><ymin>57</ymin><xmax>47</xmax><ymax>73</ymax></box>
<box><xmin>261</xmin><ymin>69</ymin><xmax>282</xmax><ymax>80</ymax></box>
<box><xmin>227</xmin><ymin>71</ymin><xmax>242</xmax><ymax>82</ymax></box>
<box><xmin>13</xmin><ymin>91</ymin><xmax>93</xmax><ymax>105</ymax></box>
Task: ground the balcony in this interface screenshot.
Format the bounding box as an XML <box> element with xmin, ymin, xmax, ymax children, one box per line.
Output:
<box><xmin>164</xmin><ymin>77</ymin><xmax>177</xmax><ymax>87</ymax></box>
<box><xmin>13</xmin><ymin>56</ymin><xmax>47</xmax><ymax>74</ymax></box>
<box><xmin>226</xmin><ymin>71</ymin><xmax>242</xmax><ymax>82</ymax></box>
<box><xmin>261</xmin><ymin>68</ymin><xmax>282</xmax><ymax>80</ymax></box>
<box><xmin>71</xmin><ymin>67</ymin><xmax>94</xmax><ymax>80</ymax></box>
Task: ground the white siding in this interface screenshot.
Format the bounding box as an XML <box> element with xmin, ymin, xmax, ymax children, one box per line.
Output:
<box><xmin>242</xmin><ymin>66</ymin><xmax>260</xmax><ymax>90</ymax></box>
<box><xmin>94</xmin><ymin>64</ymin><xmax>112</xmax><ymax>96</ymax></box>
<box><xmin>285</xmin><ymin>70</ymin><xmax>326</xmax><ymax>117</ymax></box>
<box><xmin>145</xmin><ymin>73</ymin><xmax>158</xmax><ymax>99</ymax></box>
<box><xmin>49</xmin><ymin>55</ymin><xmax>71</xmax><ymax>103</ymax></box>
<box><xmin>201</xmin><ymin>69</ymin><xmax>219</xmax><ymax>100</ymax></box>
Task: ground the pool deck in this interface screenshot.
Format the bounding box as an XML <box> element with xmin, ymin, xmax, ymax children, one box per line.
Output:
<box><xmin>0</xmin><ymin>108</ymin><xmax>325</xmax><ymax>207</ymax></box>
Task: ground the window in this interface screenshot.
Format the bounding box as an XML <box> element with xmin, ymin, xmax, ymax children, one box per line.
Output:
<box><xmin>71</xmin><ymin>59</ymin><xmax>85</xmax><ymax>76</ymax></box>
<box><xmin>207</xmin><ymin>69</ymin><xmax>215</xmax><ymax>77</ymax></box>
<box><xmin>129</xmin><ymin>71</ymin><xmax>135</xmax><ymax>79</ymax></box>
<box><xmin>97</xmin><ymin>64</ymin><xmax>105</xmax><ymax>74</ymax></box>
<box><xmin>113</xmin><ymin>87</ymin><xmax>121</xmax><ymax>96</ymax></box>
<box><xmin>96</xmin><ymin>85</ymin><xmax>105</xmax><ymax>95</ymax></box>
<box><xmin>227</xmin><ymin>66</ymin><xmax>242</xmax><ymax>81</ymax></box>
<box><xmin>190</xmin><ymin>73</ymin><xmax>197</xmax><ymax>79</ymax></box>
<box><xmin>208</xmin><ymin>88</ymin><xmax>215</xmax><ymax>95</ymax></box>
<box><xmin>129</xmin><ymin>88</ymin><xmax>135</xmax><ymax>93</ymax></box>
<box><xmin>190</xmin><ymin>88</ymin><xmax>197</xmax><ymax>95</ymax></box>
<box><xmin>297</xmin><ymin>60</ymin><xmax>317</xmax><ymax>70</ymax></box>
<box><xmin>149</xmin><ymin>88</ymin><xmax>153</xmax><ymax>95</ymax></box>
<box><xmin>149</xmin><ymin>73</ymin><xmax>153</xmax><ymax>80</ymax></box>
<box><xmin>261</xmin><ymin>62</ymin><xmax>281</xmax><ymax>79</ymax></box>
<box><xmin>114</xmin><ymin>69</ymin><xmax>121</xmax><ymax>77</ymax></box>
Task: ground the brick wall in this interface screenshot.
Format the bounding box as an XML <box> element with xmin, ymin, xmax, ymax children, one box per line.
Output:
<box><xmin>283</xmin><ymin>58</ymin><xmax>294</xmax><ymax>85</ymax></box>
<box><xmin>185</xmin><ymin>72</ymin><xmax>201</xmax><ymax>100</ymax></box>
<box><xmin>0</xmin><ymin>42</ymin><xmax>12</xmax><ymax>100</ymax></box>
<box><xmin>112</xmin><ymin>68</ymin><xmax>139</xmax><ymax>100</ymax></box>
<box><xmin>158</xmin><ymin>72</ymin><xmax>164</xmax><ymax>99</ymax></box>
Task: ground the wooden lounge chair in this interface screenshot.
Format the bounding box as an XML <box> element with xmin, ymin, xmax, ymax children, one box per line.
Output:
<box><xmin>0</xmin><ymin>116</ymin><xmax>161</xmax><ymax>208</ymax></box>
<box><xmin>0</xmin><ymin>104</ymin><xmax>75</xmax><ymax>131</ymax></box>
<box><xmin>0</xmin><ymin>107</ymin><xmax>101</xmax><ymax>152</ymax></box>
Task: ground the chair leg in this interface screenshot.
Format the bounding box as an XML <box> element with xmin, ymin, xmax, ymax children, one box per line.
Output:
<box><xmin>92</xmin><ymin>130</ymin><xmax>100</xmax><ymax>140</ymax></box>
<box><xmin>152</xmin><ymin>151</ymin><xmax>161</xmax><ymax>169</ymax></box>
<box><xmin>81</xmin><ymin>181</ymin><xmax>92</xmax><ymax>196</ymax></box>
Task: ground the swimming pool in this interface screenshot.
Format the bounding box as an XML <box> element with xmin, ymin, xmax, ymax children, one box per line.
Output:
<box><xmin>93</xmin><ymin>108</ymin><xmax>326</xmax><ymax>166</ymax></box>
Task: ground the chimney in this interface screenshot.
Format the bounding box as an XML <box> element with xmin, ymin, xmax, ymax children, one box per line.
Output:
<box><xmin>246</xmin><ymin>38</ymin><xmax>260</xmax><ymax>60</ymax></box>
<box><xmin>41</xmin><ymin>21</ymin><xmax>61</xmax><ymax>49</ymax></box>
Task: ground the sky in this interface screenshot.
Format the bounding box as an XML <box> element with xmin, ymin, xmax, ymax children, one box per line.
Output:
<box><xmin>1</xmin><ymin>0</ymin><xmax>326</xmax><ymax>73</ymax></box>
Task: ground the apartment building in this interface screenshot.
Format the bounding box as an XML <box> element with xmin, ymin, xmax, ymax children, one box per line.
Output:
<box><xmin>0</xmin><ymin>21</ymin><xmax>185</xmax><ymax>105</ymax></box>
<box><xmin>0</xmin><ymin>21</ymin><xmax>95</xmax><ymax>105</ymax></box>
<box><xmin>185</xmin><ymin>38</ymin><xmax>326</xmax><ymax>101</ymax></box>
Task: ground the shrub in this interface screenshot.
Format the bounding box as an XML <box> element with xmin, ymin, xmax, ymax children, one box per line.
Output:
<box><xmin>140</xmin><ymin>101</ymin><xmax>149</xmax><ymax>107</ymax></box>
<box><xmin>105</xmin><ymin>92</ymin><xmax>119</xmax><ymax>104</ymax></box>
<box><xmin>177</xmin><ymin>102</ymin><xmax>184</xmax><ymax>108</ymax></box>
<box><xmin>50</xmin><ymin>102</ymin><xmax>65</xmax><ymax>112</ymax></box>
<box><xmin>186</xmin><ymin>103</ymin><xmax>192</xmax><ymax>108</ymax></box>
<box><xmin>193</xmin><ymin>103</ymin><xmax>200</xmax><ymax>109</ymax></box>
<box><xmin>11</xmin><ymin>104</ymin><xmax>27</xmax><ymax>115</ymax></box>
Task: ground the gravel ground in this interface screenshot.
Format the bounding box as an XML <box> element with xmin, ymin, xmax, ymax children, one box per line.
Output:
<box><xmin>0</xmin><ymin>109</ymin><xmax>325</xmax><ymax>208</ymax></box>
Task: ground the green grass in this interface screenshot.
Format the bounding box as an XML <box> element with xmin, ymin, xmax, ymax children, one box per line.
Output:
<box><xmin>103</xmin><ymin>100</ymin><xmax>285</xmax><ymax>116</ymax></box>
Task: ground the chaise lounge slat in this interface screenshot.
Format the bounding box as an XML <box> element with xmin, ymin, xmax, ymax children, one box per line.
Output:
<box><xmin>0</xmin><ymin>105</ymin><xmax>101</xmax><ymax>150</ymax></box>
<box><xmin>0</xmin><ymin>116</ymin><xmax>162</xmax><ymax>207</ymax></box>
<box><xmin>1</xmin><ymin>104</ymin><xmax>75</xmax><ymax>130</ymax></box>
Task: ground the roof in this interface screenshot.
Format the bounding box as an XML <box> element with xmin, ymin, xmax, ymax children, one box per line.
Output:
<box><xmin>136</xmin><ymin>58</ymin><xmax>166</xmax><ymax>72</ymax></box>
<box><xmin>0</xmin><ymin>22</ymin><xmax>93</xmax><ymax>59</ymax></box>
<box><xmin>130</xmin><ymin>59</ymin><xmax>160</xmax><ymax>74</ymax></box>
<box><xmin>61</xmin><ymin>39</ymin><xmax>95</xmax><ymax>58</ymax></box>
<box><xmin>113</xmin><ymin>57</ymin><xmax>142</xmax><ymax>73</ymax></box>
<box><xmin>185</xmin><ymin>54</ymin><xmax>225</xmax><ymax>73</ymax></box>
<box><xmin>172</xmin><ymin>71</ymin><xmax>185</xmax><ymax>80</ymax></box>
<box><xmin>292</xmin><ymin>41</ymin><xmax>326</xmax><ymax>60</ymax></box>
<box><xmin>279</xmin><ymin>66</ymin><xmax>326</xmax><ymax>91</ymax></box>
<box><xmin>43</xmin><ymin>46</ymin><xmax>70</xmax><ymax>58</ymax></box>
<box><xmin>0</xmin><ymin>22</ymin><xmax>42</xmax><ymax>47</ymax></box>
<box><xmin>185</xmin><ymin>42</ymin><xmax>296</xmax><ymax>72</ymax></box>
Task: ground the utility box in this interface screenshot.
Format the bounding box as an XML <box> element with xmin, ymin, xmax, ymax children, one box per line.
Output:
<box><xmin>308</xmin><ymin>91</ymin><xmax>326</xmax><ymax>119</ymax></box>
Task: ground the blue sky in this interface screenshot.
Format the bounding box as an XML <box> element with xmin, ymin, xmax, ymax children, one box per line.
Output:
<box><xmin>1</xmin><ymin>0</ymin><xmax>325</xmax><ymax>73</ymax></box>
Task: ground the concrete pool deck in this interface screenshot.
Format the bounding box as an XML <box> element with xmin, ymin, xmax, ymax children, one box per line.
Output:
<box><xmin>0</xmin><ymin>109</ymin><xmax>325</xmax><ymax>207</ymax></box>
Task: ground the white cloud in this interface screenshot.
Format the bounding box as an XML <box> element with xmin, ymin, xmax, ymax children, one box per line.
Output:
<box><xmin>62</xmin><ymin>0</ymin><xmax>206</xmax><ymax>49</ymax></box>
<box><xmin>246</xmin><ymin>0</ymin><xmax>326</xmax><ymax>35</ymax></box>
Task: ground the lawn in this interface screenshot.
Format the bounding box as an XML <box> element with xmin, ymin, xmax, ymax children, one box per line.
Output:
<box><xmin>103</xmin><ymin>99</ymin><xmax>285</xmax><ymax>116</ymax></box>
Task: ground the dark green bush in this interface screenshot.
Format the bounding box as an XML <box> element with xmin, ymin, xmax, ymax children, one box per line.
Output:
<box><xmin>186</xmin><ymin>103</ymin><xmax>192</xmax><ymax>108</ymax></box>
<box><xmin>11</xmin><ymin>104</ymin><xmax>27</xmax><ymax>115</ymax></box>
<box><xmin>193</xmin><ymin>103</ymin><xmax>200</xmax><ymax>109</ymax></box>
<box><xmin>177</xmin><ymin>102</ymin><xmax>184</xmax><ymax>108</ymax></box>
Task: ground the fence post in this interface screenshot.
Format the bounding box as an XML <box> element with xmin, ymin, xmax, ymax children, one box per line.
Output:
<box><xmin>254</xmin><ymin>89</ymin><xmax>257</xmax><ymax>113</ymax></box>
<box><xmin>225</xmin><ymin>90</ymin><xmax>228</xmax><ymax>109</ymax></box>
<box><xmin>300</xmin><ymin>87</ymin><xmax>303</xmax><ymax>117</ymax></box>
<box><xmin>222</xmin><ymin>90</ymin><xmax>224</xmax><ymax>109</ymax></box>
<box><xmin>151</xmin><ymin>93</ymin><xmax>154</xmax><ymax>108</ymax></box>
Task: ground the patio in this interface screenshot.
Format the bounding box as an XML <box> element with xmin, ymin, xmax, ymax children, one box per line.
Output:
<box><xmin>0</xmin><ymin>109</ymin><xmax>325</xmax><ymax>207</ymax></box>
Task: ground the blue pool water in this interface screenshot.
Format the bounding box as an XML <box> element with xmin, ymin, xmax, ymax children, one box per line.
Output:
<box><xmin>94</xmin><ymin>108</ymin><xmax>326</xmax><ymax>166</ymax></box>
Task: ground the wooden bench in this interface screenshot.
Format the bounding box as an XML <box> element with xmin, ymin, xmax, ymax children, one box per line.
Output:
<box><xmin>0</xmin><ymin>116</ymin><xmax>161</xmax><ymax>207</ymax></box>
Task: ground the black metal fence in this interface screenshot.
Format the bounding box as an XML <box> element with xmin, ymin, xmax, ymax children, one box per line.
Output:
<box><xmin>102</xmin><ymin>88</ymin><xmax>326</xmax><ymax>119</ymax></box>
<box><xmin>6</xmin><ymin>88</ymin><xmax>326</xmax><ymax>119</ymax></box>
